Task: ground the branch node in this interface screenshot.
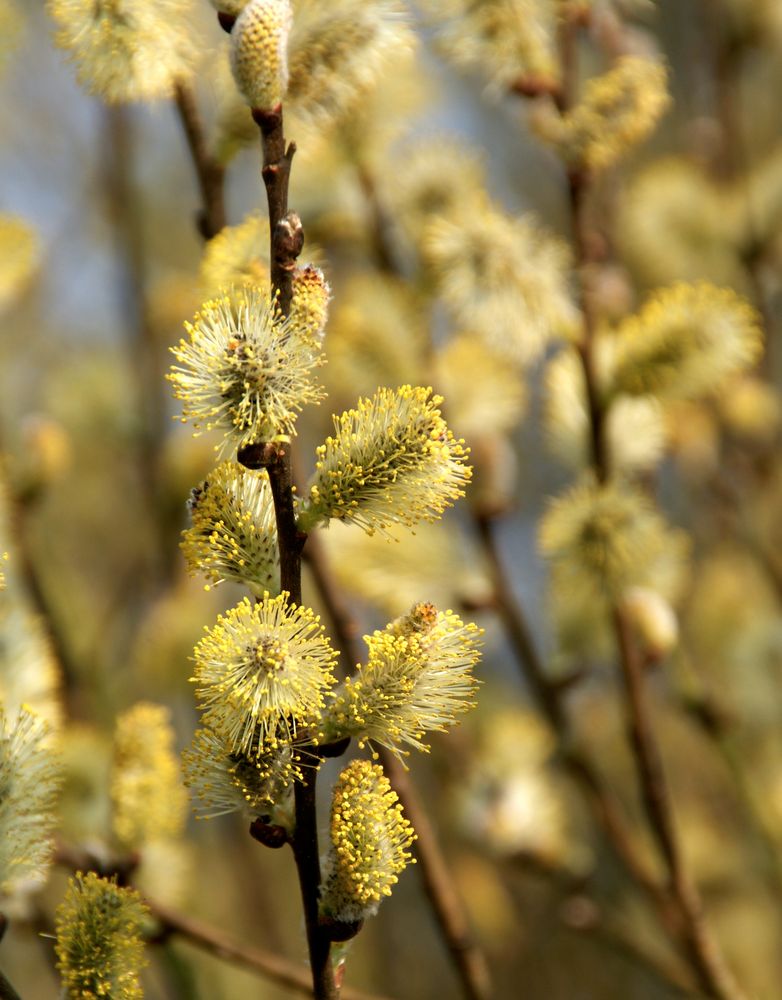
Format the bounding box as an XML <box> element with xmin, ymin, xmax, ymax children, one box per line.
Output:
<box><xmin>253</xmin><ymin>104</ymin><xmax>284</xmax><ymax>132</ymax></box>
<box><xmin>319</xmin><ymin>915</ymin><xmax>364</xmax><ymax>943</ymax></box>
<box><xmin>250</xmin><ymin>819</ymin><xmax>289</xmax><ymax>849</ymax></box>
<box><xmin>217</xmin><ymin>11</ymin><xmax>237</xmax><ymax>33</ymax></box>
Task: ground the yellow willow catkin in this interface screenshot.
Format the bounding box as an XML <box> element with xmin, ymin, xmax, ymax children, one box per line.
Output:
<box><xmin>183</xmin><ymin>720</ymin><xmax>301</xmax><ymax>819</ymax></box>
<box><xmin>168</xmin><ymin>286</ymin><xmax>325</xmax><ymax>453</ymax></box>
<box><xmin>323</xmin><ymin>604</ymin><xmax>481</xmax><ymax>754</ymax></box>
<box><xmin>420</xmin><ymin>0</ymin><xmax>560</xmax><ymax>92</ymax></box>
<box><xmin>111</xmin><ymin>702</ymin><xmax>188</xmax><ymax>849</ymax></box>
<box><xmin>611</xmin><ymin>282</ymin><xmax>763</xmax><ymax>401</ymax></box>
<box><xmin>0</xmin><ymin>707</ymin><xmax>60</xmax><ymax>894</ymax></box>
<box><xmin>55</xmin><ymin>873</ymin><xmax>148</xmax><ymax>1000</ymax></box>
<box><xmin>320</xmin><ymin>759</ymin><xmax>416</xmax><ymax>923</ymax></box>
<box><xmin>539</xmin><ymin>477</ymin><xmax>683</xmax><ymax>601</ymax></box>
<box><xmin>298</xmin><ymin>386</ymin><xmax>471</xmax><ymax>535</ymax></box>
<box><xmin>533</xmin><ymin>56</ymin><xmax>670</xmax><ymax>171</ymax></box>
<box><xmin>287</xmin><ymin>0</ymin><xmax>413</xmax><ymax>125</ymax></box>
<box><xmin>181</xmin><ymin>461</ymin><xmax>279</xmax><ymax>595</ymax></box>
<box><xmin>192</xmin><ymin>593</ymin><xmax>338</xmax><ymax>758</ymax></box>
<box><xmin>231</xmin><ymin>0</ymin><xmax>292</xmax><ymax>111</ymax></box>
<box><xmin>47</xmin><ymin>0</ymin><xmax>195</xmax><ymax>104</ymax></box>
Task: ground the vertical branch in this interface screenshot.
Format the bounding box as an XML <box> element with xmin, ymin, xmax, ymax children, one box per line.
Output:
<box><xmin>293</xmin><ymin>766</ymin><xmax>339</xmax><ymax>1000</ymax></box>
<box><xmin>612</xmin><ymin>612</ymin><xmax>744</xmax><ymax>1000</ymax></box>
<box><xmin>236</xmin><ymin>105</ymin><xmax>336</xmax><ymax>1000</ymax></box>
<box><xmin>0</xmin><ymin>968</ymin><xmax>23</xmax><ymax>1000</ymax></box>
<box><xmin>473</xmin><ymin>514</ymin><xmax>682</xmax><ymax>933</ymax></box>
<box><xmin>174</xmin><ymin>74</ymin><xmax>334</xmax><ymax>996</ymax></box>
<box><xmin>557</xmin><ymin>14</ymin><xmax>746</xmax><ymax>1000</ymax></box>
<box><xmin>239</xmin><ymin>107</ymin><xmax>304</xmax><ymax>601</ymax></box>
<box><xmin>2</xmin><ymin>478</ymin><xmax>82</xmax><ymax>718</ymax></box>
<box><xmin>173</xmin><ymin>80</ymin><xmax>226</xmax><ymax>240</ymax></box>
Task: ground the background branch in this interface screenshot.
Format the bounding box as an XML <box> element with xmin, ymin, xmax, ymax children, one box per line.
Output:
<box><xmin>556</xmin><ymin>13</ymin><xmax>746</xmax><ymax>998</ymax></box>
<box><xmin>173</xmin><ymin>79</ymin><xmax>226</xmax><ymax>240</ymax></box>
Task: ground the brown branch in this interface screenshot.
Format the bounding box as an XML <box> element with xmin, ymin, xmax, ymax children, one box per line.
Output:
<box><xmin>473</xmin><ymin>512</ymin><xmax>682</xmax><ymax>935</ymax></box>
<box><xmin>5</xmin><ymin>489</ymin><xmax>81</xmax><ymax>718</ymax></box>
<box><xmin>612</xmin><ymin>612</ymin><xmax>745</xmax><ymax>1000</ymax></box>
<box><xmin>149</xmin><ymin>900</ymin><xmax>388</xmax><ymax>1000</ymax></box>
<box><xmin>554</xmin><ymin>14</ymin><xmax>746</xmax><ymax>998</ymax></box>
<box><xmin>173</xmin><ymin>79</ymin><xmax>226</xmax><ymax>240</ymax></box>
<box><xmin>506</xmin><ymin>856</ymin><xmax>695</xmax><ymax>996</ymax></box>
<box><xmin>375</xmin><ymin>749</ymin><xmax>492</xmax><ymax>1000</ymax></box>
<box><xmin>0</xmin><ymin>969</ymin><xmax>22</xmax><ymax>1000</ymax></box>
<box><xmin>560</xmin><ymin>899</ymin><xmax>698</xmax><ymax>999</ymax></box>
<box><xmin>291</xmin><ymin>762</ymin><xmax>338</xmax><ymax>1000</ymax></box>
<box><xmin>234</xmin><ymin>105</ymin><xmax>335</xmax><ymax>1000</ymax></box>
<box><xmin>177</xmin><ymin>86</ymin><xmax>333</xmax><ymax>997</ymax></box>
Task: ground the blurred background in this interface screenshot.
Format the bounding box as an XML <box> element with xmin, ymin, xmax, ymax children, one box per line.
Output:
<box><xmin>1</xmin><ymin>1</ymin><xmax>782</xmax><ymax>997</ymax></box>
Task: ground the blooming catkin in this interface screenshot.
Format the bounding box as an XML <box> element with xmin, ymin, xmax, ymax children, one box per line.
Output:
<box><xmin>532</xmin><ymin>56</ymin><xmax>670</xmax><ymax>171</ymax></box>
<box><xmin>298</xmin><ymin>386</ymin><xmax>471</xmax><ymax>534</ymax></box>
<box><xmin>422</xmin><ymin>201</ymin><xmax>577</xmax><ymax>365</ymax></box>
<box><xmin>539</xmin><ymin>477</ymin><xmax>683</xmax><ymax>601</ymax></box>
<box><xmin>611</xmin><ymin>282</ymin><xmax>763</xmax><ymax>401</ymax></box>
<box><xmin>199</xmin><ymin>215</ymin><xmax>270</xmax><ymax>296</ymax></box>
<box><xmin>182</xmin><ymin>721</ymin><xmax>300</xmax><ymax>820</ymax></box>
<box><xmin>0</xmin><ymin>707</ymin><xmax>60</xmax><ymax>894</ymax></box>
<box><xmin>0</xmin><ymin>600</ymin><xmax>63</xmax><ymax>727</ymax></box>
<box><xmin>286</xmin><ymin>0</ymin><xmax>412</xmax><ymax>125</ymax></box>
<box><xmin>231</xmin><ymin>0</ymin><xmax>292</xmax><ymax>111</ymax></box>
<box><xmin>55</xmin><ymin>873</ymin><xmax>148</xmax><ymax>1000</ymax></box>
<box><xmin>320</xmin><ymin>759</ymin><xmax>415</xmax><ymax>923</ymax></box>
<box><xmin>181</xmin><ymin>461</ymin><xmax>279</xmax><ymax>595</ymax></box>
<box><xmin>323</xmin><ymin>604</ymin><xmax>481</xmax><ymax>754</ymax></box>
<box><xmin>168</xmin><ymin>286</ymin><xmax>325</xmax><ymax>453</ymax></box>
<box><xmin>420</xmin><ymin>0</ymin><xmax>560</xmax><ymax>92</ymax></box>
<box><xmin>47</xmin><ymin>0</ymin><xmax>195</xmax><ymax>104</ymax></box>
<box><xmin>192</xmin><ymin>594</ymin><xmax>338</xmax><ymax>758</ymax></box>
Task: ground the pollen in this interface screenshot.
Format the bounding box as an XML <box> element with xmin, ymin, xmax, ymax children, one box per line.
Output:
<box><xmin>192</xmin><ymin>593</ymin><xmax>338</xmax><ymax>758</ymax></box>
<box><xmin>55</xmin><ymin>872</ymin><xmax>148</xmax><ymax>1000</ymax></box>
<box><xmin>322</xmin><ymin>605</ymin><xmax>482</xmax><ymax>755</ymax></box>
<box><xmin>168</xmin><ymin>286</ymin><xmax>326</xmax><ymax>454</ymax></box>
<box><xmin>320</xmin><ymin>759</ymin><xmax>415</xmax><ymax>922</ymax></box>
<box><xmin>298</xmin><ymin>385</ymin><xmax>471</xmax><ymax>535</ymax></box>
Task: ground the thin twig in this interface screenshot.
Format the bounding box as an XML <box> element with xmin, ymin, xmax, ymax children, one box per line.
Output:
<box><xmin>5</xmin><ymin>486</ymin><xmax>82</xmax><ymax>718</ymax></box>
<box><xmin>563</xmin><ymin>904</ymin><xmax>698</xmax><ymax>999</ymax></box>
<box><xmin>0</xmin><ymin>969</ymin><xmax>22</xmax><ymax>1000</ymax></box>
<box><xmin>149</xmin><ymin>900</ymin><xmax>390</xmax><ymax>1000</ymax></box>
<box><xmin>235</xmin><ymin>103</ymin><xmax>336</xmax><ymax>1000</ymax></box>
<box><xmin>556</xmin><ymin>13</ymin><xmax>746</xmax><ymax>998</ymax></box>
<box><xmin>474</xmin><ymin>513</ymin><xmax>681</xmax><ymax>934</ymax></box>
<box><xmin>173</xmin><ymin>79</ymin><xmax>226</xmax><ymax>240</ymax></box>
<box><xmin>507</xmin><ymin>856</ymin><xmax>695</xmax><ymax>996</ymax></box>
<box><xmin>612</xmin><ymin>612</ymin><xmax>744</xmax><ymax>999</ymax></box>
